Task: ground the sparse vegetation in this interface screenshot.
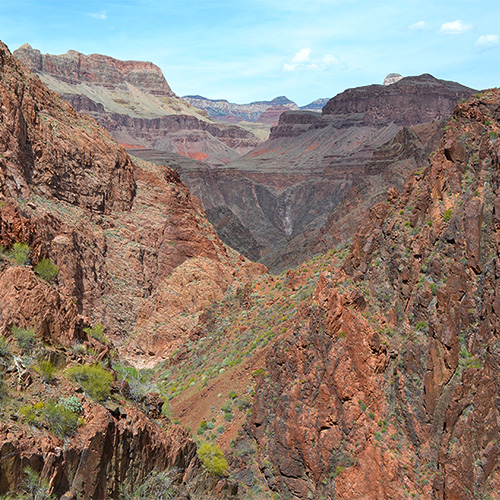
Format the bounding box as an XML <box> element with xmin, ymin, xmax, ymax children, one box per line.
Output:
<box><xmin>8</xmin><ymin>242</ymin><xmax>30</xmax><ymax>266</ymax></box>
<box><xmin>84</xmin><ymin>323</ymin><xmax>108</xmax><ymax>345</ymax></box>
<box><xmin>19</xmin><ymin>467</ymin><xmax>54</xmax><ymax>500</ymax></box>
<box><xmin>34</xmin><ymin>258</ymin><xmax>59</xmax><ymax>283</ymax></box>
<box><xmin>12</xmin><ymin>325</ymin><xmax>37</xmax><ymax>353</ymax></box>
<box><xmin>119</xmin><ymin>470</ymin><xmax>177</xmax><ymax>500</ymax></box>
<box><xmin>59</xmin><ymin>396</ymin><xmax>83</xmax><ymax>414</ymax></box>
<box><xmin>66</xmin><ymin>364</ymin><xmax>113</xmax><ymax>401</ymax></box>
<box><xmin>443</xmin><ymin>208</ymin><xmax>453</xmax><ymax>223</ymax></box>
<box><xmin>197</xmin><ymin>442</ymin><xmax>229</xmax><ymax>476</ymax></box>
<box><xmin>35</xmin><ymin>360</ymin><xmax>56</xmax><ymax>383</ymax></box>
<box><xmin>43</xmin><ymin>399</ymin><xmax>81</xmax><ymax>438</ymax></box>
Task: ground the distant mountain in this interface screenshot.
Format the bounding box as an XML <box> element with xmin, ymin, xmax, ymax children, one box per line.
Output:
<box><xmin>13</xmin><ymin>44</ymin><xmax>261</xmax><ymax>165</ymax></box>
<box><xmin>182</xmin><ymin>94</ymin><xmax>299</xmax><ymax>124</ymax></box>
<box><xmin>300</xmin><ymin>97</ymin><xmax>330</xmax><ymax>111</ymax></box>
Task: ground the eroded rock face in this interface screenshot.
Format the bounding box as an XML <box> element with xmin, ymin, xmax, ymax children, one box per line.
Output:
<box><xmin>13</xmin><ymin>44</ymin><xmax>261</xmax><ymax>165</ymax></box>
<box><xmin>323</xmin><ymin>74</ymin><xmax>473</xmax><ymax>126</ymax></box>
<box><xmin>1</xmin><ymin>39</ymin><xmax>265</xmax><ymax>362</ymax></box>
<box><xmin>0</xmin><ymin>404</ymin><xmax>197</xmax><ymax>499</ymax></box>
<box><xmin>245</xmin><ymin>89</ymin><xmax>500</xmax><ymax>498</ymax></box>
<box><xmin>14</xmin><ymin>43</ymin><xmax>176</xmax><ymax>97</ymax></box>
<box><xmin>0</xmin><ymin>42</ymin><xmax>136</xmax><ymax>214</ymax></box>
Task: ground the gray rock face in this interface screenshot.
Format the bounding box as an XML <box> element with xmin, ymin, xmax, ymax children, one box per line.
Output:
<box><xmin>384</xmin><ymin>73</ymin><xmax>403</xmax><ymax>85</ymax></box>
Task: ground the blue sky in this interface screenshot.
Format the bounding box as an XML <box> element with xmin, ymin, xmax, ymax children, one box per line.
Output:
<box><xmin>2</xmin><ymin>0</ymin><xmax>499</xmax><ymax>105</ymax></box>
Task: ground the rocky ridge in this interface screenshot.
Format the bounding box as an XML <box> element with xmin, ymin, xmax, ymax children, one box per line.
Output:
<box><xmin>182</xmin><ymin>95</ymin><xmax>299</xmax><ymax>125</ymax></box>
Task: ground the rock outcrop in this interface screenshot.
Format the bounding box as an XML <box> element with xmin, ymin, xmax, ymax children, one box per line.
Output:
<box><xmin>323</xmin><ymin>74</ymin><xmax>472</xmax><ymax>126</ymax></box>
<box><xmin>13</xmin><ymin>44</ymin><xmax>261</xmax><ymax>165</ymax></box>
<box><xmin>384</xmin><ymin>73</ymin><xmax>403</xmax><ymax>86</ymax></box>
<box><xmin>0</xmin><ymin>403</ymin><xmax>197</xmax><ymax>499</ymax></box>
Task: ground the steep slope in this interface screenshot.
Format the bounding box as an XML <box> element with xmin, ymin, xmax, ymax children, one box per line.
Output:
<box><xmin>238</xmin><ymin>88</ymin><xmax>500</xmax><ymax>499</ymax></box>
<box><xmin>13</xmin><ymin>44</ymin><xmax>261</xmax><ymax>165</ymax></box>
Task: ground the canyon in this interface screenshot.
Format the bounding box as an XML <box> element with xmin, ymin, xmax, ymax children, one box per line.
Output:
<box><xmin>1</xmin><ymin>36</ymin><xmax>499</xmax><ymax>500</ymax></box>
<box><xmin>12</xmin><ymin>45</ymin><xmax>475</xmax><ymax>271</ymax></box>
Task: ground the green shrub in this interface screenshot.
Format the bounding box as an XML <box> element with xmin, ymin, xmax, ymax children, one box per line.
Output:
<box><xmin>43</xmin><ymin>400</ymin><xmax>81</xmax><ymax>438</ymax></box>
<box><xmin>8</xmin><ymin>242</ymin><xmax>30</xmax><ymax>265</ymax></box>
<box><xmin>59</xmin><ymin>396</ymin><xmax>83</xmax><ymax>414</ymax></box>
<box><xmin>66</xmin><ymin>364</ymin><xmax>113</xmax><ymax>401</ymax></box>
<box><xmin>35</xmin><ymin>360</ymin><xmax>56</xmax><ymax>383</ymax></box>
<box><xmin>84</xmin><ymin>323</ymin><xmax>108</xmax><ymax>345</ymax></box>
<box><xmin>119</xmin><ymin>470</ymin><xmax>176</xmax><ymax>500</ymax></box>
<box><xmin>19</xmin><ymin>401</ymin><xmax>45</xmax><ymax>426</ymax></box>
<box><xmin>12</xmin><ymin>325</ymin><xmax>37</xmax><ymax>353</ymax></box>
<box><xmin>72</xmin><ymin>342</ymin><xmax>87</xmax><ymax>356</ymax></box>
<box><xmin>114</xmin><ymin>363</ymin><xmax>155</xmax><ymax>403</ymax></box>
<box><xmin>415</xmin><ymin>321</ymin><xmax>428</xmax><ymax>332</ymax></box>
<box><xmin>34</xmin><ymin>258</ymin><xmax>59</xmax><ymax>283</ymax></box>
<box><xmin>443</xmin><ymin>208</ymin><xmax>453</xmax><ymax>223</ymax></box>
<box><xmin>20</xmin><ymin>467</ymin><xmax>54</xmax><ymax>500</ymax></box>
<box><xmin>197</xmin><ymin>442</ymin><xmax>229</xmax><ymax>476</ymax></box>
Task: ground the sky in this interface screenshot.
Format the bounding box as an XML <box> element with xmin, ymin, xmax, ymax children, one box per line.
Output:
<box><xmin>1</xmin><ymin>0</ymin><xmax>500</xmax><ymax>106</ymax></box>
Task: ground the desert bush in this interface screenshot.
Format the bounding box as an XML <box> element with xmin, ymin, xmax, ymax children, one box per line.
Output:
<box><xmin>71</xmin><ymin>342</ymin><xmax>87</xmax><ymax>356</ymax></box>
<box><xmin>35</xmin><ymin>360</ymin><xmax>56</xmax><ymax>383</ymax></box>
<box><xmin>0</xmin><ymin>336</ymin><xmax>11</xmax><ymax>360</ymax></box>
<box><xmin>443</xmin><ymin>208</ymin><xmax>453</xmax><ymax>223</ymax></box>
<box><xmin>12</xmin><ymin>325</ymin><xmax>37</xmax><ymax>353</ymax></box>
<box><xmin>34</xmin><ymin>258</ymin><xmax>59</xmax><ymax>283</ymax></box>
<box><xmin>66</xmin><ymin>364</ymin><xmax>113</xmax><ymax>401</ymax></box>
<box><xmin>43</xmin><ymin>400</ymin><xmax>81</xmax><ymax>438</ymax></box>
<box><xmin>84</xmin><ymin>323</ymin><xmax>108</xmax><ymax>345</ymax></box>
<box><xmin>59</xmin><ymin>396</ymin><xmax>83</xmax><ymax>414</ymax></box>
<box><xmin>114</xmin><ymin>363</ymin><xmax>155</xmax><ymax>403</ymax></box>
<box><xmin>119</xmin><ymin>469</ymin><xmax>176</xmax><ymax>500</ymax></box>
<box><xmin>19</xmin><ymin>401</ymin><xmax>45</xmax><ymax>426</ymax></box>
<box><xmin>8</xmin><ymin>242</ymin><xmax>30</xmax><ymax>266</ymax></box>
<box><xmin>197</xmin><ymin>442</ymin><xmax>229</xmax><ymax>476</ymax></box>
<box><xmin>19</xmin><ymin>467</ymin><xmax>54</xmax><ymax>500</ymax></box>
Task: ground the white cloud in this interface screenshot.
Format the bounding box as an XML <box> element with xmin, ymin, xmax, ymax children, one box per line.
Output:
<box><xmin>322</xmin><ymin>54</ymin><xmax>338</xmax><ymax>65</ymax></box>
<box><xmin>283</xmin><ymin>49</ymin><xmax>339</xmax><ymax>72</ymax></box>
<box><xmin>283</xmin><ymin>63</ymin><xmax>299</xmax><ymax>72</ymax></box>
<box><xmin>476</xmin><ymin>34</ymin><xmax>499</xmax><ymax>47</ymax></box>
<box><xmin>89</xmin><ymin>11</ymin><xmax>107</xmax><ymax>20</ymax></box>
<box><xmin>292</xmin><ymin>48</ymin><xmax>311</xmax><ymax>63</ymax></box>
<box><xmin>409</xmin><ymin>21</ymin><xmax>426</xmax><ymax>30</ymax></box>
<box><xmin>440</xmin><ymin>20</ymin><xmax>471</xmax><ymax>34</ymax></box>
